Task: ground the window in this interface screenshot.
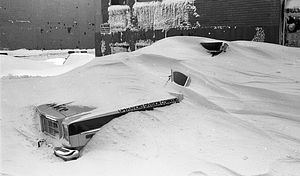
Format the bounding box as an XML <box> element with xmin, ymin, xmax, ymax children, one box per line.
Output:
<box><xmin>287</xmin><ymin>16</ymin><xmax>300</xmax><ymax>33</ymax></box>
<box><xmin>136</xmin><ymin>0</ymin><xmax>154</xmax><ymax>2</ymax></box>
<box><xmin>111</xmin><ymin>0</ymin><xmax>127</xmax><ymax>5</ymax></box>
<box><xmin>68</xmin><ymin>113</ymin><xmax>125</xmax><ymax>135</ymax></box>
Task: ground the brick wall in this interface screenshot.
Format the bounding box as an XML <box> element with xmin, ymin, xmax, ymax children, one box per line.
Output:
<box><xmin>193</xmin><ymin>0</ymin><xmax>281</xmax><ymax>27</ymax></box>
<box><xmin>189</xmin><ymin>0</ymin><xmax>282</xmax><ymax>44</ymax></box>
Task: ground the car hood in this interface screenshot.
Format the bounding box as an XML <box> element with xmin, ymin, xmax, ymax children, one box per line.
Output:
<box><xmin>36</xmin><ymin>102</ymin><xmax>96</xmax><ymax>119</ymax></box>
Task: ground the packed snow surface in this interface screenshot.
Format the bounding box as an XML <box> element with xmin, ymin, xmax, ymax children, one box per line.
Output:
<box><xmin>1</xmin><ymin>36</ymin><xmax>300</xmax><ymax>176</ymax></box>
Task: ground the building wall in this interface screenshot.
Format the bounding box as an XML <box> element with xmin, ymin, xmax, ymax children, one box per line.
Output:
<box><xmin>193</xmin><ymin>0</ymin><xmax>280</xmax><ymax>27</ymax></box>
<box><xmin>284</xmin><ymin>0</ymin><xmax>300</xmax><ymax>47</ymax></box>
<box><xmin>95</xmin><ymin>0</ymin><xmax>283</xmax><ymax>56</ymax></box>
<box><xmin>0</xmin><ymin>0</ymin><xmax>95</xmax><ymax>50</ymax></box>
<box><xmin>192</xmin><ymin>0</ymin><xmax>281</xmax><ymax>42</ymax></box>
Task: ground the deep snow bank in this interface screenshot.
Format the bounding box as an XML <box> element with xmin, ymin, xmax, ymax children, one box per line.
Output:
<box><xmin>0</xmin><ymin>51</ymin><xmax>94</xmax><ymax>77</ymax></box>
<box><xmin>1</xmin><ymin>36</ymin><xmax>300</xmax><ymax>176</ymax></box>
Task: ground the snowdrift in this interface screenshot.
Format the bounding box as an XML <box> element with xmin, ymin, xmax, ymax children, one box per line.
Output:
<box><xmin>1</xmin><ymin>36</ymin><xmax>300</xmax><ymax>176</ymax></box>
<box><xmin>0</xmin><ymin>51</ymin><xmax>94</xmax><ymax>77</ymax></box>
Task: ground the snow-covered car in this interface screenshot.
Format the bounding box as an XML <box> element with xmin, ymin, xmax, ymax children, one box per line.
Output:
<box><xmin>54</xmin><ymin>147</ymin><xmax>80</xmax><ymax>161</ymax></box>
<box><xmin>36</xmin><ymin>93</ymin><xmax>184</xmax><ymax>150</ymax></box>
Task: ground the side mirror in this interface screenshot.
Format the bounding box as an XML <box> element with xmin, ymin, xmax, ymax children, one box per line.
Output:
<box><xmin>200</xmin><ymin>42</ymin><xmax>228</xmax><ymax>56</ymax></box>
<box><xmin>171</xmin><ymin>69</ymin><xmax>191</xmax><ymax>87</ymax></box>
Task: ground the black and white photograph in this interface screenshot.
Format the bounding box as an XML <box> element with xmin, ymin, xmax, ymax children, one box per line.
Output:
<box><xmin>1</xmin><ymin>0</ymin><xmax>300</xmax><ymax>175</ymax></box>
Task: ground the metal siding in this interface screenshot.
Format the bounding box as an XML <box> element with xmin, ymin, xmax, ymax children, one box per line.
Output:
<box><xmin>0</xmin><ymin>0</ymin><xmax>95</xmax><ymax>50</ymax></box>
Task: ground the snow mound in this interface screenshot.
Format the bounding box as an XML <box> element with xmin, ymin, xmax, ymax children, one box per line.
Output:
<box><xmin>1</xmin><ymin>36</ymin><xmax>300</xmax><ymax>176</ymax></box>
<box><xmin>1</xmin><ymin>53</ymin><xmax>94</xmax><ymax>78</ymax></box>
<box><xmin>44</xmin><ymin>58</ymin><xmax>66</xmax><ymax>65</ymax></box>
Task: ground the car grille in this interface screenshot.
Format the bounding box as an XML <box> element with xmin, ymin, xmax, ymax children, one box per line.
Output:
<box><xmin>37</xmin><ymin>109</ymin><xmax>60</xmax><ymax>138</ymax></box>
